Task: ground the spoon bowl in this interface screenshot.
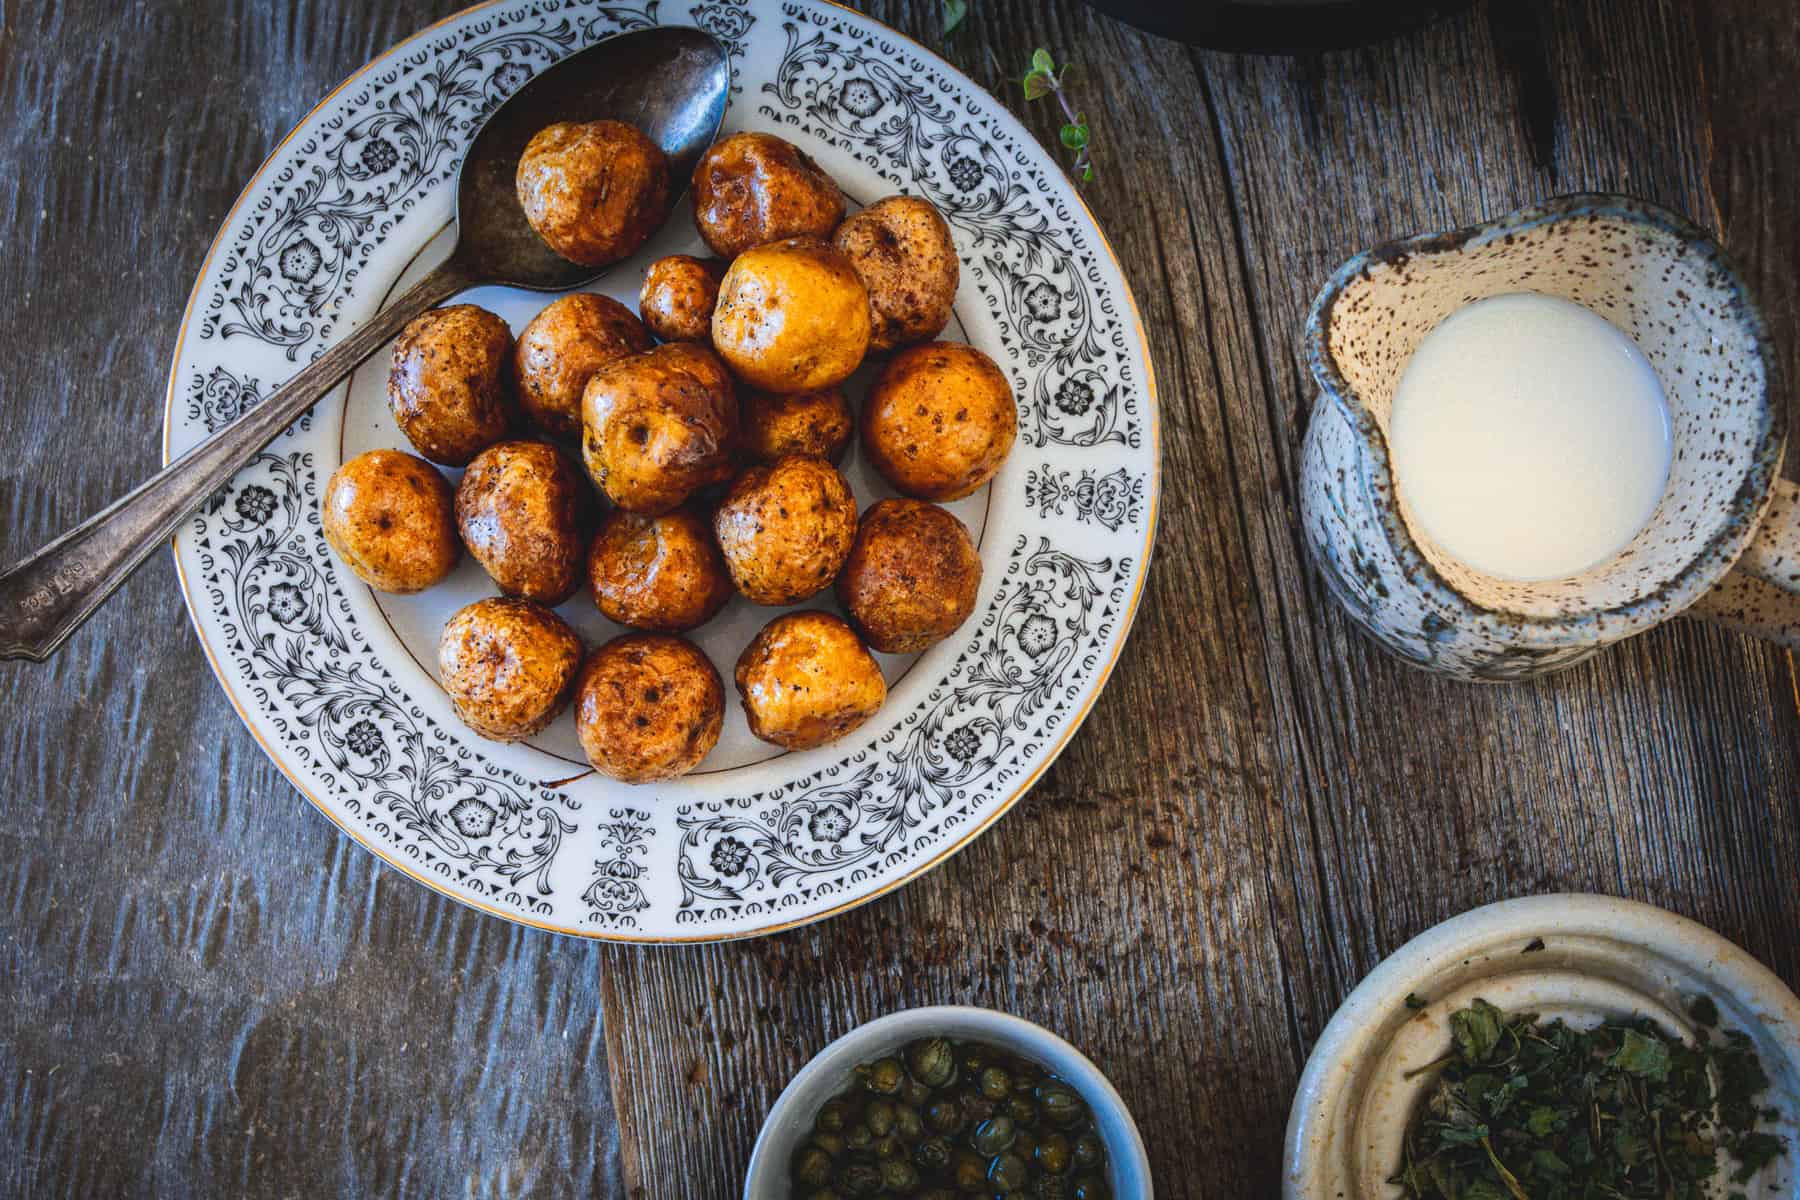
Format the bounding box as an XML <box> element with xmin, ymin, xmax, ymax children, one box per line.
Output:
<box><xmin>0</xmin><ymin>25</ymin><xmax>729</xmax><ymax>662</ymax></box>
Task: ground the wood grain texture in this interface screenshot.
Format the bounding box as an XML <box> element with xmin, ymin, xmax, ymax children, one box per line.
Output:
<box><xmin>0</xmin><ymin>2</ymin><xmax>1794</xmax><ymax>1198</ymax></box>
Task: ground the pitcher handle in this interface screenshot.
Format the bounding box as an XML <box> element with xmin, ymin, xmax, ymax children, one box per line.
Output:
<box><xmin>1688</xmin><ymin>477</ymin><xmax>1800</xmax><ymax>647</ymax></box>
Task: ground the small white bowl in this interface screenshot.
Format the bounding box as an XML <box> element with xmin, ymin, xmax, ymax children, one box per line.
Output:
<box><xmin>744</xmin><ymin>1005</ymin><xmax>1153</xmax><ymax>1198</ymax></box>
<box><xmin>1284</xmin><ymin>893</ymin><xmax>1800</xmax><ymax>1198</ymax></box>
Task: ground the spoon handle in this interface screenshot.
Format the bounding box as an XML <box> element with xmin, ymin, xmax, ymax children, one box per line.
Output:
<box><xmin>0</xmin><ymin>259</ymin><xmax>474</xmax><ymax>662</ymax></box>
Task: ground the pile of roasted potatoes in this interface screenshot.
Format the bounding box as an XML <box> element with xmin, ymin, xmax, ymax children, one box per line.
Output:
<box><xmin>321</xmin><ymin>121</ymin><xmax>1016</xmax><ymax>785</ymax></box>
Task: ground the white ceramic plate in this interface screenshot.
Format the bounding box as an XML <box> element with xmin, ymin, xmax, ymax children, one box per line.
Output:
<box><xmin>1284</xmin><ymin>894</ymin><xmax>1800</xmax><ymax>1198</ymax></box>
<box><xmin>162</xmin><ymin>0</ymin><xmax>1159</xmax><ymax>941</ymax></box>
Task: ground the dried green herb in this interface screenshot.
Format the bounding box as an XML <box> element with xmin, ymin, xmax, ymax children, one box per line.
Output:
<box><xmin>1394</xmin><ymin>998</ymin><xmax>1788</xmax><ymax>1200</ymax></box>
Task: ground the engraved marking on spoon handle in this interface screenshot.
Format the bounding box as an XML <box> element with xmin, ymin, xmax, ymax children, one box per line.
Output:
<box><xmin>0</xmin><ymin>259</ymin><xmax>474</xmax><ymax>663</ymax></box>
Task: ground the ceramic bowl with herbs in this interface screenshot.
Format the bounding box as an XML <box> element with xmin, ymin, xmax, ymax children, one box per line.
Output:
<box><xmin>745</xmin><ymin>1006</ymin><xmax>1151</xmax><ymax>1199</ymax></box>
<box><xmin>1284</xmin><ymin>894</ymin><xmax>1800</xmax><ymax>1199</ymax></box>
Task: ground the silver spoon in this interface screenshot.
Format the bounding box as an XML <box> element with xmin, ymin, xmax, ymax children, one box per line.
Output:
<box><xmin>0</xmin><ymin>26</ymin><xmax>729</xmax><ymax>662</ymax></box>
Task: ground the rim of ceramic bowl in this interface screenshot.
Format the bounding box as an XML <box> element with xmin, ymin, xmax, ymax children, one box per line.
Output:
<box><xmin>743</xmin><ymin>1005</ymin><xmax>1153</xmax><ymax>1199</ymax></box>
<box><xmin>1304</xmin><ymin>192</ymin><xmax>1786</xmax><ymax>648</ymax></box>
<box><xmin>1282</xmin><ymin>892</ymin><xmax>1800</xmax><ymax>1198</ymax></box>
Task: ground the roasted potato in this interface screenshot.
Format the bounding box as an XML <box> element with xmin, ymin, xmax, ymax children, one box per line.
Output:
<box><xmin>321</xmin><ymin>449</ymin><xmax>461</xmax><ymax>594</ymax></box>
<box><xmin>713</xmin><ymin>455</ymin><xmax>858</xmax><ymax>606</ymax></box>
<box><xmin>515</xmin><ymin>119</ymin><xmax>669</xmax><ymax>267</ymax></box>
<box><xmin>387</xmin><ymin>304</ymin><xmax>516</xmax><ymax>467</ymax></box>
<box><xmin>454</xmin><ymin>440</ymin><xmax>590</xmax><ymax>606</ymax></box>
<box><xmin>587</xmin><ymin>506</ymin><xmax>732</xmax><ymax>632</ymax></box>
<box><xmin>838</xmin><ymin>499</ymin><xmax>981</xmax><ymax>654</ymax></box>
<box><xmin>438</xmin><ymin>597</ymin><xmax>583</xmax><ymax>742</ymax></box>
<box><xmin>639</xmin><ymin>254</ymin><xmax>726</xmax><ymax>343</ymax></box>
<box><xmin>740</xmin><ymin>387</ymin><xmax>853</xmax><ymax>464</ymax></box>
<box><xmin>581</xmin><ymin>342</ymin><xmax>738</xmax><ymax>513</ymax></box>
<box><xmin>574</xmin><ymin>633</ymin><xmax>723</xmax><ymax>783</ymax></box>
<box><xmin>862</xmin><ymin>341</ymin><xmax>1017</xmax><ymax>500</ymax></box>
<box><xmin>514</xmin><ymin>293</ymin><xmax>652</xmax><ymax>439</ymax></box>
<box><xmin>712</xmin><ymin>237</ymin><xmax>870</xmax><ymax>394</ymax></box>
<box><xmin>690</xmin><ymin>131</ymin><xmax>845</xmax><ymax>259</ymax></box>
<box><xmin>735</xmin><ymin>611</ymin><xmax>886</xmax><ymax>751</ymax></box>
<box><xmin>833</xmin><ymin>196</ymin><xmax>959</xmax><ymax>352</ymax></box>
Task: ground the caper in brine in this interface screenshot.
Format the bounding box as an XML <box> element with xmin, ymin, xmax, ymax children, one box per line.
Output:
<box><xmin>1072</xmin><ymin>1132</ymin><xmax>1104</xmax><ymax>1170</ymax></box>
<box><xmin>951</xmin><ymin>1151</ymin><xmax>988</xmax><ymax>1192</ymax></box>
<box><xmin>915</xmin><ymin>1135</ymin><xmax>953</xmax><ymax>1172</ymax></box>
<box><xmin>972</xmin><ymin>1114</ymin><xmax>1017</xmax><ymax>1156</ymax></box>
<box><xmin>865</xmin><ymin>1098</ymin><xmax>897</xmax><ymax>1136</ymax></box>
<box><xmin>893</xmin><ymin>1104</ymin><xmax>924</xmax><ymax>1140</ymax></box>
<box><xmin>816</xmin><ymin>1097</ymin><xmax>852</xmax><ymax>1133</ymax></box>
<box><xmin>907</xmin><ymin>1037</ymin><xmax>957</xmax><ymax>1088</ymax></box>
<box><xmin>978</xmin><ymin>1066</ymin><xmax>1012</xmax><ymax>1100</ymax></box>
<box><xmin>925</xmin><ymin>1097</ymin><xmax>962</xmax><ymax>1133</ymax></box>
<box><xmin>901</xmin><ymin>1075</ymin><xmax>932</xmax><ymax>1107</ymax></box>
<box><xmin>1035</xmin><ymin>1131</ymin><xmax>1073</xmax><ymax>1175</ymax></box>
<box><xmin>873</xmin><ymin>1134</ymin><xmax>903</xmax><ymax>1161</ymax></box>
<box><xmin>835</xmin><ymin>1155</ymin><xmax>884</xmax><ymax>1197</ymax></box>
<box><xmin>958</xmin><ymin>1088</ymin><xmax>996</xmax><ymax>1124</ymax></box>
<box><xmin>1070</xmin><ymin>1174</ymin><xmax>1110</xmax><ymax>1200</ymax></box>
<box><xmin>1036</xmin><ymin>1082</ymin><xmax>1086</xmax><ymax>1127</ymax></box>
<box><xmin>989</xmin><ymin>1151</ymin><xmax>1031</xmax><ymax>1192</ymax></box>
<box><xmin>959</xmin><ymin>1043</ymin><xmax>990</xmax><ymax>1074</ymax></box>
<box><xmin>865</xmin><ymin>1057</ymin><xmax>906</xmax><ymax>1095</ymax></box>
<box><xmin>845</xmin><ymin>1123</ymin><xmax>874</xmax><ymax>1150</ymax></box>
<box><xmin>794</xmin><ymin>1144</ymin><xmax>835</xmax><ymax>1188</ymax></box>
<box><xmin>879</xmin><ymin>1157</ymin><xmax>920</xmax><ymax>1191</ymax></box>
<box><xmin>810</xmin><ymin>1131</ymin><xmax>846</xmax><ymax>1157</ymax></box>
<box><xmin>1005</xmin><ymin>1096</ymin><xmax>1037</xmax><ymax>1125</ymax></box>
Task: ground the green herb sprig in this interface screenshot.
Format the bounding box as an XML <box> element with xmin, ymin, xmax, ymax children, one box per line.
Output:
<box><xmin>1020</xmin><ymin>48</ymin><xmax>1093</xmax><ymax>184</ymax></box>
<box><xmin>1395</xmin><ymin>998</ymin><xmax>1787</xmax><ymax>1200</ymax></box>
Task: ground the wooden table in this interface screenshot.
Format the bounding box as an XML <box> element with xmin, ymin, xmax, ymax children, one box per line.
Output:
<box><xmin>2</xmin><ymin>1</ymin><xmax>1796</xmax><ymax>1195</ymax></box>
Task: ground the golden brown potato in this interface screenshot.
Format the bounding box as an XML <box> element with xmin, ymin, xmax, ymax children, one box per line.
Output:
<box><xmin>321</xmin><ymin>449</ymin><xmax>461</xmax><ymax>594</ymax></box>
<box><xmin>581</xmin><ymin>342</ymin><xmax>738</xmax><ymax>513</ymax></box>
<box><xmin>739</xmin><ymin>387</ymin><xmax>853</xmax><ymax>464</ymax></box>
<box><xmin>454</xmin><ymin>440</ymin><xmax>590</xmax><ymax>606</ymax></box>
<box><xmin>387</xmin><ymin>305</ymin><xmax>516</xmax><ymax>467</ymax></box>
<box><xmin>862</xmin><ymin>341</ymin><xmax>1017</xmax><ymax>500</ymax></box>
<box><xmin>587</xmin><ymin>506</ymin><xmax>732</xmax><ymax>632</ymax></box>
<box><xmin>838</xmin><ymin>499</ymin><xmax>981</xmax><ymax>654</ymax></box>
<box><xmin>515</xmin><ymin>119</ymin><xmax>669</xmax><ymax>267</ymax></box>
<box><xmin>833</xmin><ymin>196</ymin><xmax>959</xmax><ymax>352</ymax></box>
<box><xmin>713</xmin><ymin>456</ymin><xmax>858</xmax><ymax>606</ymax></box>
<box><xmin>712</xmin><ymin>237</ymin><xmax>870</xmax><ymax>394</ymax></box>
<box><xmin>639</xmin><ymin>255</ymin><xmax>725</xmax><ymax>343</ymax></box>
<box><xmin>735</xmin><ymin>611</ymin><xmax>886</xmax><ymax>751</ymax></box>
<box><xmin>514</xmin><ymin>294</ymin><xmax>652</xmax><ymax>439</ymax></box>
<box><xmin>574</xmin><ymin>633</ymin><xmax>723</xmax><ymax>783</ymax></box>
<box><xmin>690</xmin><ymin>131</ymin><xmax>845</xmax><ymax>259</ymax></box>
<box><xmin>438</xmin><ymin>597</ymin><xmax>583</xmax><ymax>742</ymax></box>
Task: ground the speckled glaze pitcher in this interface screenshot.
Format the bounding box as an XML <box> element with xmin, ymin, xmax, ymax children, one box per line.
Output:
<box><xmin>1301</xmin><ymin>194</ymin><xmax>1798</xmax><ymax>681</ymax></box>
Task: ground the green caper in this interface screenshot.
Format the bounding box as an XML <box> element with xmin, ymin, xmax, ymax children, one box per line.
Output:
<box><xmin>845</xmin><ymin>1123</ymin><xmax>873</xmax><ymax>1150</ymax></box>
<box><xmin>816</xmin><ymin>1097</ymin><xmax>851</xmax><ymax>1133</ymax></box>
<box><xmin>874</xmin><ymin>1134</ymin><xmax>903</xmax><ymax>1160</ymax></box>
<box><xmin>864</xmin><ymin>1057</ymin><xmax>905</xmax><ymax>1095</ymax></box>
<box><xmin>1035</xmin><ymin>1082</ymin><xmax>1085</xmax><ymax>1127</ymax></box>
<box><xmin>901</xmin><ymin>1075</ymin><xmax>931</xmax><ymax>1107</ymax></box>
<box><xmin>979</xmin><ymin>1066</ymin><xmax>1012</xmax><ymax>1100</ymax></box>
<box><xmin>915</xmin><ymin>1135</ymin><xmax>953</xmax><ymax>1172</ymax></box>
<box><xmin>907</xmin><ymin>1037</ymin><xmax>957</xmax><ymax>1088</ymax></box>
<box><xmin>834</xmin><ymin>1155</ymin><xmax>884</xmax><ymax>1197</ymax></box>
<box><xmin>893</xmin><ymin>1104</ymin><xmax>924</xmax><ymax>1140</ymax></box>
<box><xmin>1035</xmin><ymin>1131</ymin><xmax>1072</xmax><ymax>1175</ymax></box>
<box><xmin>794</xmin><ymin>1145</ymin><xmax>834</xmax><ymax>1188</ymax></box>
<box><xmin>972</xmin><ymin>1114</ymin><xmax>1017</xmax><ymax>1156</ymax></box>
<box><xmin>952</xmin><ymin>1151</ymin><xmax>989</xmax><ymax>1192</ymax></box>
<box><xmin>865</xmin><ymin>1098</ymin><xmax>896</xmax><ymax>1136</ymax></box>
<box><xmin>925</xmin><ymin>1098</ymin><xmax>962</xmax><ymax>1133</ymax></box>
<box><xmin>989</xmin><ymin>1151</ymin><xmax>1031</xmax><ymax>1192</ymax></box>
<box><xmin>1072</xmin><ymin>1132</ymin><xmax>1103</xmax><ymax>1170</ymax></box>
<box><xmin>1070</xmin><ymin>1175</ymin><xmax>1110</xmax><ymax>1200</ymax></box>
<box><xmin>959</xmin><ymin>1089</ymin><xmax>996</xmax><ymax>1124</ymax></box>
<box><xmin>1005</xmin><ymin>1096</ymin><xmax>1037</xmax><ymax>1124</ymax></box>
<box><xmin>879</xmin><ymin>1157</ymin><xmax>920</xmax><ymax>1191</ymax></box>
<box><xmin>810</xmin><ymin>1131</ymin><xmax>846</xmax><ymax>1157</ymax></box>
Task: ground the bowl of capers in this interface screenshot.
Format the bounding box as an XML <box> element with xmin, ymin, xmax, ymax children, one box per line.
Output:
<box><xmin>744</xmin><ymin>1005</ymin><xmax>1151</xmax><ymax>1199</ymax></box>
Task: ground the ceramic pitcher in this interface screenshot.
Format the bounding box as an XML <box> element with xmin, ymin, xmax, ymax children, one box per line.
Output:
<box><xmin>1300</xmin><ymin>193</ymin><xmax>1799</xmax><ymax>681</ymax></box>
